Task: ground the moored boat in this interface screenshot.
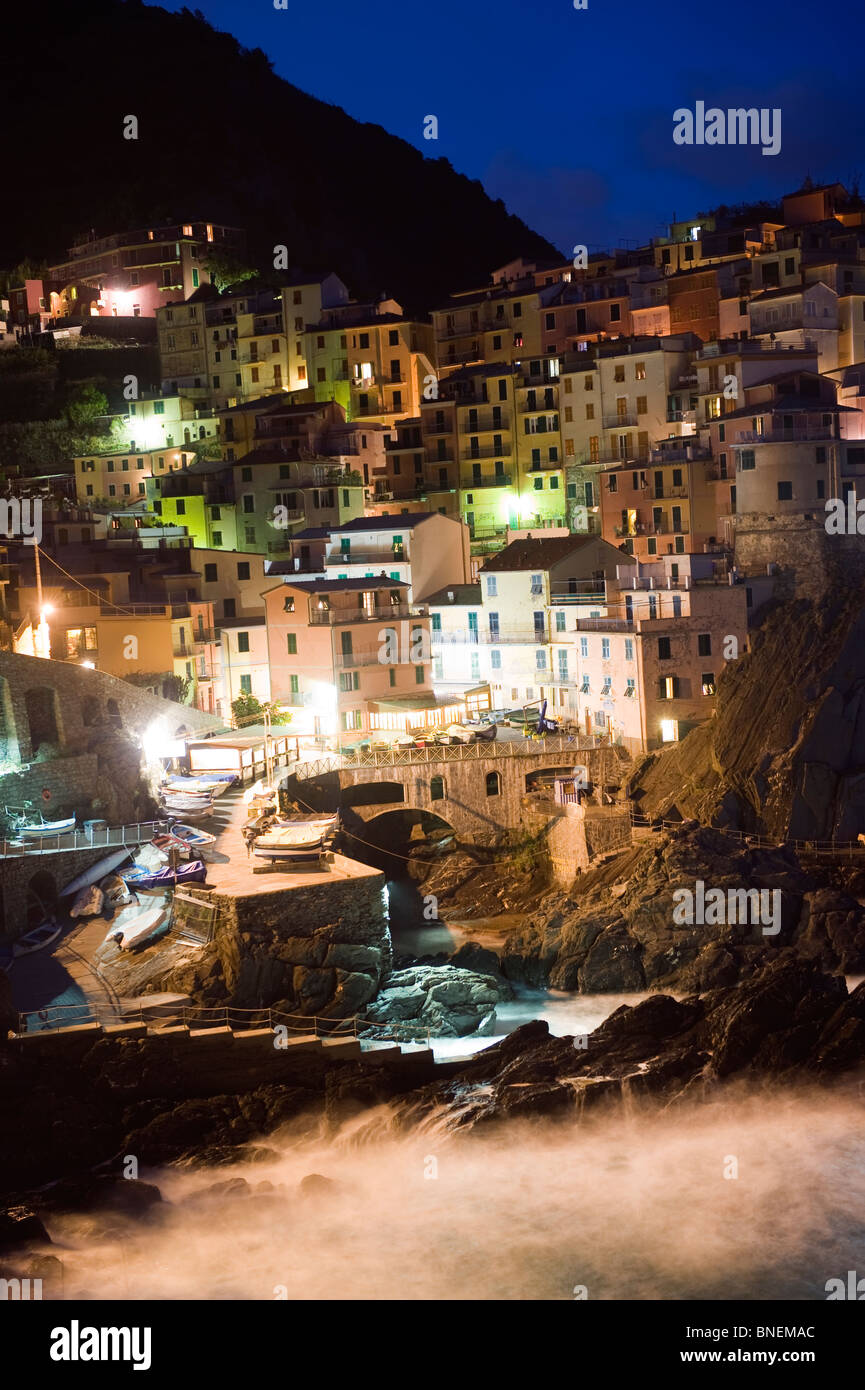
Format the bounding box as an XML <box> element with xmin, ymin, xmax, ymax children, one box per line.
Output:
<box><xmin>13</xmin><ymin>919</ymin><xmax>61</xmax><ymax>956</ymax></box>
<box><xmin>106</xmin><ymin>903</ymin><xmax>172</xmax><ymax>952</ymax></box>
<box><xmin>122</xmin><ymin>859</ymin><xmax>207</xmax><ymax>890</ymax></box>
<box><xmin>17</xmin><ymin>816</ymin><xmax>76</xmax><ymax>838</ymax></box>
<box><xmin>69</xmin><ymin>883</ymin><xmax>104</xmax><ymax>919</ymax></box>
<box><xmin>251</xmin><ymin>814</ymin><xmax>337</xmax><ymax>864</ymax></box>
<box><xmin>60</xmin><ymin>848</ymin><xmax>134</xmax><ymax>899</ymax></box>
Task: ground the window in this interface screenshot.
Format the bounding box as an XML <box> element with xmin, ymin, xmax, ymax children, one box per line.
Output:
<box><xmin>237</xmin><ymin>632</ymin><xmax>250</xmax><ymax>653</ymax></box>
<box><xmin>697</xmin><ymin>633</ymin><xmax>712</xmax><ymax>656</ymax></box>
<box><xmin>702</xmin><ymin>673</ymin><xmax>716</xmax><ymax>696</ymax></box>
<box><xmin>777</xmin><ymin>481</ymin><xmax>793</xmax><ymax>501</ymax></box>
<box><xmin>239</xmin><ymin>674</ymin><xmax>252</xmax><ymax>694</ymax></box>
<box><xmin>212</xmin><ymin>530</ymin><xmax>222</xmax><ymax>546</ymax></box>
<box><xmin>287</xmin><ymin>633</ymin><xmax>297</xmax><ymax>654</ymax></box>
<box><xmin>555</xmin><ymin>611</ymin><xmax>566</xmax><ymax>633</ymax></box>
<box><xmin>490</xmin><ymin>650</ymin><xmax>501</xmax><ymax>670</ymax></box>
<box><xmin>175</xmin><ymin>499</ymin><xmax>185</xmax><ymax>515</ymax></box>
<box><xmin>486</xmin><ymin>771</ymin><xmax>501</xmax><ymax>797</ymax></box>
<box><xmin>535</xmin><ymin>649</ymin><xmax>546</xmax><ymax>671</ymax></box>
<box><xmin>237</xmin><ymin>561</ymin><xmax>250</xmax><ymax>580</ymax></box>
<box><xmin>658</xmin><ymin>636</ymin><xmax>671</xmax><ymax>660</ymax></box>
<box><xmin>486</xmin><ymin>576</ymin><xmax>497</xmax><ymax>597</ymax></box>
<box><xmin>289</xmin><ymin>674</ymin><xmax>300</xmax><ymax>695</ymax></box>
<box><xmin>415</xmin><ymin>665</ymin><xmax>425</xmax><ymax>684</ymax></box>
<box><xmin>739</xmin><ymin>449</ymin><xmax>755</xmax><ymax>471</ymax></box>
<box><xmin>601</xmin><ymin>638</ymin><xmax>610</xmax><ymax>660</ymax></box>
<box><xmin>636</xmin><ymin>396</ymin><xmax>647</xmax><ymax>415</ymax></box>
<box><xmin>625</xmin><ymin>677</ymin><xmax>636</xmax><ymax>697</ymax></box>
<box><xmin>608</xmin><ymin>475</ymin><xmax>617</xmax><ymax>493</ymax></box>
<box><xmin>625</xmin><ymin>638</ymin><xmax>634</xmax><ymax>661</ymax></box>
<box><xmin>580</xmin><ymin>637</ymin><xmax>588</xmax><ymax>658</ymax></box>
<box><xmin>610</xmin><ymin>304</ymin><xmax>621</xmax><ymax>322</ymax></box>
<box><xmin>430</xmin><ymin>775</ymin><xmax>445</xmax><ymax>801</ymax></box>
<box><xmin>223</xmin><ymin>598</ymin><xmax>235</xmax><ymax>617</ymax></box>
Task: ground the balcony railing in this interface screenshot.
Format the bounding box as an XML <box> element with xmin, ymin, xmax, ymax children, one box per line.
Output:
<box><xmin>325</xmin><ymin>549</ymin><xmax>406</xmax><ymax>565</ymax></box>
<box><xmin>478</xmin><ymin>630</ymin><xmax>549</xmax><ymax>645</ymax></box>
<box><xmin>336</xmin><ymin>650</ymin><xmax>385</xmax><ymax>668</ymax></box>
<box><xmin>603</xmin><ymin>413</ymin><xmax>638</xmax><ymax>429</ymax></box>
<box><xmin>457</xmin><ymin>411</ymin><xmax>511</xmax><ymax>432</ymax></box>
<box><xmin>527</xmin><ymin>460</ymin><xmax>564</xmax><ymax>473</ymax></box>
<box><xmin>461</xmin><ymin>446</ymin><xmax>510</xmax><ymax>460</ymax></box>
<box><xmin>308</xmin><ymin>603</ymin><xmax>411</xmax><ymax>625</ymax></box>
<box><xmin>576</xmin><ymin>617</ymin><xmax>634</xmax><ymax>631</ymax></box>
<box><xmin>461</xmin><ymin>474</ymin><xmax>512</xmax><ymax>489</ymax></box>
<box><xmin>734</xmin><ymin>426</ymin><xmax>835</xmax><ymax>444</ymax></box>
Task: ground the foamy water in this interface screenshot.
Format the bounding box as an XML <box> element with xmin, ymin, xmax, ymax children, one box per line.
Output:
<box><xmin>43</xmin><ymin>1086</ymin><xmax>865</xmax><ymax>1301</ymax></box>
<box><xmin>430</xmin><ymin>986</ymin><xmax>655</xmax><ymax>1059</ymax></box>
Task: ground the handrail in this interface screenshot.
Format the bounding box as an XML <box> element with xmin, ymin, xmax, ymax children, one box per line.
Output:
<box><xmin>0</xmin><ymin>819</ymin><xmax>167</xmax><ymax>859</ymax></box>
<box><xmin>291</xmin><ymin>734</ymin><xmax>612</xmax><ymax>779</ymax></box>
<box><xmin>628</xmin><ymin>809</ymin><xmax>865</xmax><ymax>855</ymax></box>
<box><xmin>12</xmin><ymin>1001</ymin><xmax>434</xmax><ymax>1046</ymax></box>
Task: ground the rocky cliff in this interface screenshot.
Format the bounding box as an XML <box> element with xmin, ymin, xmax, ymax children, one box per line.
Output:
<box><xmin>630</xmin><ymin>581</ymin><xmax>865</xmax><ymax>842</ymax></box>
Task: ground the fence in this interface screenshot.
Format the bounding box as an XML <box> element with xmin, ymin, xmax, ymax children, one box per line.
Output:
<box><xmin>0</xmin><ymin>819</ymin><xmax>167</xmax><ymax>860</ymax></box>
<box><xmin>292</xmin><ymin>733</ymin><xmax>611</xmax><ymax>780</ymax></box>
<box><xmin>13</xmin><ymin>1001</ymin><xmax>433</xmax><ymax>1046</ymax></box>
<box><xmin>629</xmin><ymin>810</ymin><xmax>865</xmax><ymax>857</ymax></box>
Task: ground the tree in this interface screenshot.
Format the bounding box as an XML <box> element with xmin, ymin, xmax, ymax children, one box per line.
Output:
<box><xmin>231</xmin><ymin>692</ymin><xmax>292</xmax><ymax>726</ymax></box>
<box><xmin>203</xmin><ymin>253</ymin><xmax>259</xmax><ymax>294</ymax></box>
<box><xmin>64</xmin><ymin>382</ymin><xmax>108</xmax><ymax>430</ymax></box>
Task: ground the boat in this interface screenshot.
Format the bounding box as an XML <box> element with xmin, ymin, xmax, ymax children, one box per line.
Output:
<box><xmin>158</xmin><ymin>793</ymin><xmax>215</xmax><ymax>817</ymax></box>
<box><xmin>151</xmin><ymin>832</ymin><xmax>194</xmax><ymax>860</ymax></box>
<box><xmin>167</xmin><ymin>822</ymin><xmax>217</xmax><ymax>850</ymax></box>
<box><xmin>99</xmin><ymin>872</ymin><xmax>133</xmax><ymax>906</ymax></box>
<box><xmin>470</xmin><ymin>721</ymin><xmax>497</xmax><ymax>743</ymax></box>
<box><xmin>536</xmin><ymin>699</ymin><xmax>560</xmax><ymax>735</ymax></box>
<box><xmin>121</xmin><ymin>859</ymin><xmax>207</xmax><ymax>890</ymax></box>
<box><xmin>69</xmin><ymin>883</ymin><xmax>104</xmax><ymax>918</ymax></box>
<box><xmin>60</xmin><ymin>848</ymin><xmax>134</xmax><ymax>899</ymax></box>
<box><xmin>13</xmin><ymin>919</ymin><xmax>61</xmax><ymax>956</ymax></box>
<box><xmin>17</xmin><ymin>816</ymin><xmax>76</xmax><ymax>838</ymax></box>
<box><xmin>106</xmin><ymin>903</ymin><xmax>172</xmax><ymax>952</ymax></box>
<box><xmin>161</xmin><ymin>775</ymin><xmax>233</xmax><ymax>798</ymax></box>
<box><xmin>252</xmin><ymin>814</ymin><xmax>338</xmax><ymax>864</ymax></box>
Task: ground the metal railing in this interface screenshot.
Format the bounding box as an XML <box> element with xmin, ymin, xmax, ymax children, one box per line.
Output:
<box><xmin>309</xmin><ymin>604</ymin><xmax>411</xmax><ymax>625</ymax></box>
<box><xmin>292</xmin><ymin>733</ymin><xmax>611</xmax><ymax>778</ymax></box>
<box><xmin>462</xmin><ymin>473</ymin><xmax>512</xmax><ymax>489</ymax></box>
<box><xmin>733</xmin><ymin>426</ymin><xmax>835</xmax><ymax>444</ymax></box>
<box><xmin>13</xmin><ymin>1001</ymin><xmax>434</xmax><ymax>1046</ymax></box>
<box><xmin>0</xmin><ymin>819</ymin><xmax>166</xmax><ymax>859</ymax></box>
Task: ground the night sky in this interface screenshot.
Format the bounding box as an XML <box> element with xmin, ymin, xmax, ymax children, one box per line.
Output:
<box><xmin>166</xmin><ymin>0</ymin><xmax>865</xmax><ymax>253</ymax></box>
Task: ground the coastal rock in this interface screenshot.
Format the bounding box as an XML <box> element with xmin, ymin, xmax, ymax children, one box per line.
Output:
<box><xmin>0</xmin><ymin>1206</ymin><xmax>51</xmax><ymax>1250</ymax></box>
<box><xmin>366</xmin><ymin>965</ymin><xmax>511</xmax><ymax>1038</ymax></box>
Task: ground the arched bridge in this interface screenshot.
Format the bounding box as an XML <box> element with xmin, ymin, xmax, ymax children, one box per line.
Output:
<box><xmin>286</xmin><ymin>737</ymin><xmax>631</xmax><ymax>842</ymax></box>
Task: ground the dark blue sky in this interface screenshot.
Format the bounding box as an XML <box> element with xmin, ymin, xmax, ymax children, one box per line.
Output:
<box><xmin>166</xmin><ymin>0</ymin><xmax>864</xmax><ymax>253</ymax></box>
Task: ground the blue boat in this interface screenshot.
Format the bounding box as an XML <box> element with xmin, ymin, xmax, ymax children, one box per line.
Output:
<box><xmin>122</xmin><ymin>859</ymin><xmax>207</xmax><ymax>890</ymax></box>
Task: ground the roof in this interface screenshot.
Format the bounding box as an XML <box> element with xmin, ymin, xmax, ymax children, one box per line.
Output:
<box><xmin>749</xmin><ymin>283</ymin><xmax>835</xmax><ymax>304</ymax></box>
<box><xmin>366</xmin><ymin>693</ymin><xmax>465</xmax><ymax>714</ymax></box>
<box><xmin>328</xmin><ymin>514</ymin><xmax>437</xmax><ymax>533</ymax></box>
<box><xmin>278</xmin><ymin>526</ymin><xmax>330</xmax><ymax>540</ymax></box>
<box><xmin>278</xmin><ymin>577</ymin><xmax>410</xmax><ymax>594</ymax></box>
<box><xmin>479</xmin><ymin>535</ymin><xmax>597</xmax><ymax>573</ymax></box>
<box><xmin>424</xmin><ymin>583</ymin><xmax>482</xmax><ymax>606</ymax></box>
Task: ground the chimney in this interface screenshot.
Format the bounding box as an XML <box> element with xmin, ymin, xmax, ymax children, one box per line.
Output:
<box><xmin>447</xmin><ymin>590</ymin><xmax>454</xmax><ymax>602</ymax></box>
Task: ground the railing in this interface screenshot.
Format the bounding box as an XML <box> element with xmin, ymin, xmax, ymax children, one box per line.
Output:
<box><xmin>460</xmin><ymin>446</ymin><xmax>509</xmax><ymax>460</ymax></box>
<box><xmin>462</xmin><ymin>474</ymin><xmax>512</xmax><ymax>489</ymax></box>
<box><xmin>325</xmin><ymin>550</ymin><xmax>406</xmax><ymax>565</ymax></box>
<box><xmin>475</xmin><ymin>630</ymin><xmax>548</xmax><ymax>645</ymax></box>
<box><xmin>457</xmin><ymin>412</ymin><xmax>510</xmax><ymax>431</ymax></box>
<box><xmin>336</xmin><ymin>650</ymin><xmax>384</xmax><ymax>668</ymax></box>
<box><xmin>603</xmin><ymin>413</ymin><xmax>638</xmax><ymax>428</ymax></box>
<box><xmin>12</xmin><ymin>1001</ymin><xmax>435</xmax><ymax>1046</ymax></box>
<box><xmin>291</xmin><ymin>733</ymin><xmax>611</xmax><ymax>778</ymax></box>
<box><xmin>733</xmin><ymin>426</ymin><xmax>835</xmax><ymax>444</ymax></box>
<box><xmin>0</xmin><ymin>819</ymin><xmax>166</xmax><ymax>859</ymax></box>
<box><xmin>576</xmin><ymin>617</ymin><xmax>634</xmax><ymax>631</ymax></box>
<box><xmin>308</xmin><ymin>604</ymin><xmax>411</xmax><ymax>625</ymax></box>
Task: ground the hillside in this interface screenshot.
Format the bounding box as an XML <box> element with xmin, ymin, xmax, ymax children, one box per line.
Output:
<box><xmin>629</xmin><ymin>579</ymin><xmax>865</xmax><ymax>842</ymax></box>
<box><xmin>1</xmin><ymin>1</ymin><xmax>560</xmax><ymax>312</ymax></box>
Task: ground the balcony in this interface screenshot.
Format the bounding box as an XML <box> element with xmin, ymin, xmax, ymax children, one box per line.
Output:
<box><xmin>603</xmin><ymin>412</ymin><xmax>638</xmax><ymax>429</ymax></box>
<box><xmin>336</xmin><ymin>650</ymin><xmax>385</xmax><ymax>668</ymax></box>
<box><xmin>457</xmin><ymin>411</ymin><xmax>511</xmax><ymax>432</ymax></box>
<box><xmin>576</xmin><ymin>617</ymin><xmax>634</xmax><ymax>631</ymax></box>
<box><xmin>326</xmin><ymin>549</ymin><xmax>406</xmax><ymax>565</ymax></box>
<box><xmin>582</xmin><ymin>448</ymin><xmax>651</xmax><ymax>467</ymax></box>
<box><xmin>527</xmin><ymin>460</ymin><xmax>564</xmax><ymax>473</ymax></box>
<box><xmin>733</xmin><ymin>426</ymin><xmax>835</xmax><ymax>444</ymax></box>
<box><xmin>461</xmin><ymin>474</ymin><xmax>512</xmax><ymax>490</ymax></box>
<box><xmin>479</xmin><ymin>630</ymin><xmax>549</xmax><ymax>644</ymax></box>
<box><xmin>651</xmin><ymin>485</ymin><xmax>689</xmax><ymax>499</ymax></box>
<box><xmin>524</xmin><ymin>419</ymin><xmax>559</xmax><ymax>435</ymax></box>
<box><xmin>460</xmin><ymin>445</ymin><xmax>510</xmax><ymax>460</ymax></box>
<box><xmin>309</xmin><ymin>603</ymin><xmax>411</xmax><ymax>625</ymax></box>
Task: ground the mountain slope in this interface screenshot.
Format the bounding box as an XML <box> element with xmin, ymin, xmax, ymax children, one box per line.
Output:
<box><xmin>2</xmin><ymin>1</ymin><xmax>561</xmax><ymax>311</ymax></box>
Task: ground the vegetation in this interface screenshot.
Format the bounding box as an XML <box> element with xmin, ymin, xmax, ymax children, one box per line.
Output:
<box><xmin>231</xmin><ymin>693</ymin><xmax>293</xmax><ymax>727</ymax></box>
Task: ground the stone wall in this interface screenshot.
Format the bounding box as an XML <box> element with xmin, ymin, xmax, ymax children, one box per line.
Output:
<box><xmin>0</xmin><ymin>842</ymin><xmax>132</xmax><ymax>939</ymax></box>
<box><xmin>734</xmin><ymin>512</ymin><xmax>865</xmax><ymax>601</ymax></box>
<box><xmin>174</xmin><ymin>863</ymin><xmax>392</xmax><ymax>1018</ymax></box>
<box><xmin>294</xmin><ymin>744</ymin><xmax>629</xmax><ymax>846</ymax></box>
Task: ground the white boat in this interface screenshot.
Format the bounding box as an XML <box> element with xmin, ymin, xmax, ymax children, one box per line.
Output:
<box><xmin>13</xmin><ymin>919</ymin><xmax>61</xmax><ymax>956</ymax></box>
<box><xmin>99</xmin><ymin>872</ymin><xmax>133</xmax><ymax>906</ymax></box>
<box><xmin>60</xmin><ymin>848</ymin><xmax>134</xmax><ymax>899</ymax></box>
<box><xmin>167</xmin><ymin>822</ymin><xmax>217</xmax><ymax>850</ymax></box>
<box><xmin>17</xmin><ymin>816</ymin><xmax>76</xmax><ymax>838</ymax></box>
<box><xmin>105</xmin><ymin>903</ymin><xmax>171</xmax><ymax>952</ymax></box>
<box><xmin>252</xmin><ymin>814</ymin><xmax>338</xmax><ymax>863</ymax></box>
<box><xmin>162</xmin><ymin>776</ymin><xmax>232</xmax><ymax>798</ymax></box>
<box><xmin>69</xmin><ymin>884</ymin><xmax>104</xmax><ymax>918</ymax></box>
<box><xmin>159</xmin><ymin>793</ymin><xmax>214</xmax><ymax>817</ymax></box>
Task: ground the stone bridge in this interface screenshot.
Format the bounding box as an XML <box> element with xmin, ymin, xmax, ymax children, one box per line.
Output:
<box><xmin>286</xmin><ymin>739</ymin><xmax>632</xmax><ymax>843</ymax></box>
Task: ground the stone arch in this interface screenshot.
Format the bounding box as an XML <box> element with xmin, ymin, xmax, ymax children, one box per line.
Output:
<box><xmin>341</xmin><ymin>780</ymin><xmax>405</xmax><ymax>809</ymax></box>
<box><xmin>25</xmin><ymin>868</ymin><xmax>57</xmax><ymax>931</ymax></box>
<box><xmin>485</xmin><ymin>770</ymin><xmax>501</xmax><ymax>797</ymax></box>
<box><xmin>105</xmin><ymin>698</ymin><xmax>123</xmax><ymax>729</ymax></box>
<box><xmin>525</xmin><ymin>765</ymin><xmax>585</xmax><ymax>792</ymax></box>
<box><xmin>24</xmin><ymin>686</ymin><xmax>63</xmax><ymax>755</ymax></box>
